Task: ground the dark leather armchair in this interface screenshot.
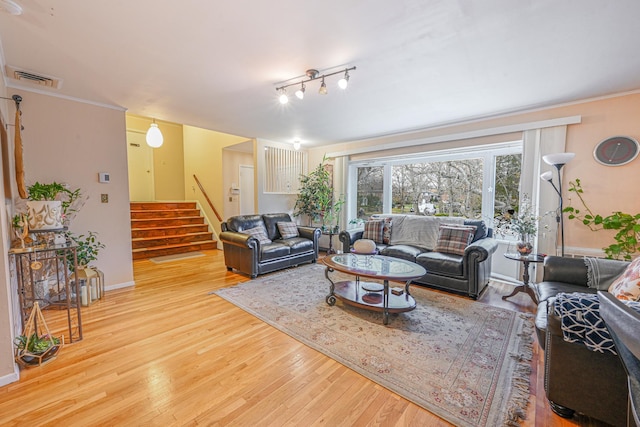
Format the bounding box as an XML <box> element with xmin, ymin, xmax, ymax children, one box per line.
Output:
<box><xmin>599</xmin><ymin>291</ymin><xmax>640</xmax><ymax>427</ymax></box>
<box><xmin>535</xmin><ymin>256</ymin><xmax>629</xmax><ymax>426</ymax></box>
<box><xmin>220</xmin><ymin>213</ymin><xmax>321</xmax><ymax>278</ymax></box>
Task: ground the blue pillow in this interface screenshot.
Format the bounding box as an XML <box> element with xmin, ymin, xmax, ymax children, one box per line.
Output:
<box><xmin>464</xmin><ymin>220</ymin><xmax>488</xmax><ymax>243</ymax></box>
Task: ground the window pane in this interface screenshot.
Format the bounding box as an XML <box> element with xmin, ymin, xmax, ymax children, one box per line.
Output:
<box><xmin>494</xmin><ymin>153</ymin><xmax>522</xmax><ymax>220</ymax></box>
<box><xmin>356</xmin><ymin>166</ymin><xmax>384</xmax><ymax>219</ymax></box>
<box><xmin>391</xmin><ymin>159</ymin><xmax>483</xmax><ymax>218</ymax></box>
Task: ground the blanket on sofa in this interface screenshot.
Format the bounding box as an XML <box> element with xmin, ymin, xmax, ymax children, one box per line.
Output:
<box><xmin>383</xmin><ymin>215</ymin><xmax>465</xmax><ymax>249</ymax></box>
<box><xmin>554</xmin><ymin>292</ymin><xmax>640</xmax><ymax>354</ymax></box>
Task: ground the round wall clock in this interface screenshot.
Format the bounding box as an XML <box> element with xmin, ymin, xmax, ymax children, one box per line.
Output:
<box><xmin>593</xmin><ymin>136</ymin><xmax>639</xmax><ymax>166</ymax></box>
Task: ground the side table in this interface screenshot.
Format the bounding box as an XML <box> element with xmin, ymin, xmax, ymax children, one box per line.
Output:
<box><xmin>502</xmin><ymin>252</ymin><xmax>545</xmax><ymax>304</ymax></box>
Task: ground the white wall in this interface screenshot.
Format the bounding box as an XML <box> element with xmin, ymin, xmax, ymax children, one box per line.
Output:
<box><xmin>13</xmin><ymin>90</ymin><xmax>134</xmax><ymax>288</ymax></box>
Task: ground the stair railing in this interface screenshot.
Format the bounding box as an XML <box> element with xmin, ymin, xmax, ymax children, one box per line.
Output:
<box><xmin>193</xmin><ymin>174</ymin><xmax>223</xmax><ymax>222</ymax></box>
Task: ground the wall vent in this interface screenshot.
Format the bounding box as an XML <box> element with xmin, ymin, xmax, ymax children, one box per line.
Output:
<box><xmin>5</xmin><ymin>65</ymin><xmax>62</xmax><ymax>89</ymax></box>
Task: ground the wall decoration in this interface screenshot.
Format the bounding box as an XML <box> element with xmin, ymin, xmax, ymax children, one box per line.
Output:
<box><xmin>593</xmin><ymin>135</ymin><xmax>639</xmax><ymax>166</ymax></box>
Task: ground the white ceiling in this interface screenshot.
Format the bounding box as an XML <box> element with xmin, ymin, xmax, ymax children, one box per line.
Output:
<box><xmin>2</xmin><ymin>0</ymin><xmax>640</xmax><ymax>149</ymax></box>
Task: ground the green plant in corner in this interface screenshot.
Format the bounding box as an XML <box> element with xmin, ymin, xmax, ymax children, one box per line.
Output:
<box><xmin>563</xmin><ymin>178</ymin><xmax>640</xmax><ymax>260</ymax></box>
<box><xmin>294</xmin><ymin>155</ymin><xmax>343</xmax><ymax>230</ymax></box>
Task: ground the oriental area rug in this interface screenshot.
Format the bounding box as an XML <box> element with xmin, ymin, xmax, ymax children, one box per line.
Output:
<box><xmin>213</xmin><ymin>263</ymin><xmax>533</xmax><ymax>427</ymax></box>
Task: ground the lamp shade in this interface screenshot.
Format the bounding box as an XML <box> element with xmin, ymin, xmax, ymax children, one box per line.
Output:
<box><xmin>543</xmin><ymin>152</ymin><xmax>575</xmax><ymax>166</ymax></box>
<box><xmin>540</xmin><ymin>171</ymin><xmax>553</xmax><ymax>181</ymax></box>
<box><xmin>146</xmin><ymin>123</ymin><xmax>164</xmax><ymax>148</ymax></box>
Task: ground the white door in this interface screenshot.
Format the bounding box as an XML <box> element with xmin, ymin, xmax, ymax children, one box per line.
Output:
<box><xmin>126</xmin><ymin>131</ymin><xmax>155</xmax><ymax>201</ymax></box>
<box><xmin>239</xmin><ymin>165</ymin><xmax>254</xmax><ymax>214</ymax></box>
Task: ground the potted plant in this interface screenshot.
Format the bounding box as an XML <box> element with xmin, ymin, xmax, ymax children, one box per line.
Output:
<box><xmin>65</xmin><ymin>231</ymin><xmax>105</xmax><ymax>271</ymax></box>
<box><xmin>26</xmin><ymin>182</ymin><xmax>81</xmax><ymax>230</ymax></box>
<box><xmin>564</xmin><ymin>178</ymin><xmax>640</xmax><ymax>260</ymax></box>
<box><xmin>14</xmin><ymin>301</ymin><xmax>63</xmax><ymax>367</ymax></box>
<box><xmin>294</xmin><ymin>156</ymin><xmax>343</xmax><ymax>231</ymax></box>
<box><xmin>494</xmin><ymin>195</ymin><xmax>538</xmax><ymax>255</ymax></box>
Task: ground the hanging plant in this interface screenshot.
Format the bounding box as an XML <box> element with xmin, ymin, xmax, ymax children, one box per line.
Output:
<box><xmin>564</xmin><ymin>178</ymin><xmax>640</xmax><ymax>260</ymax></box>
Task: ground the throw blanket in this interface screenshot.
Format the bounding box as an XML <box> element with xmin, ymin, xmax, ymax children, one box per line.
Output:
<box><xmin>383</xmin><ymin>215</ymin><xmax>465</xmax><ymax>249</ymax></box>
<box><xmin>584</xmin><ymin>257</ymin><xmax>628</xmax><ymax>290</ymax></box>
<box><xmin>554</xmin><ymin>292</ymin><xmax>640</xmax><ymax>354</ymax></box>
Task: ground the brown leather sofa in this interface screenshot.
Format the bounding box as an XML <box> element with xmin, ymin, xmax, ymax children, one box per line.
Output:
<box><xmin>534</xmin><ymin>256</ymin><xmax>629</xmax><ymax>426</ymax></box>
<box><xmin>220</xmin><ymin>213</ymin><xmax>321</xmax><ymax>278</ymax></box>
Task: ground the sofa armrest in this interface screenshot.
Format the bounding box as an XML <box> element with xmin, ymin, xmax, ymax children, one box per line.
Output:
<box><xmin>219</xmin><ymin>230</ymin><xmax>256</xmax><ymax>248</ymax></box>
<box><xmin>463</xmin><ymin>236</ymin><xmax>498</xmax><ymax>262</ymax></box>
<box><xmin>339</xmin><ymin>228</ymin><xmax>364</xmax><ymax>253</ymax></box>
<box><xmin>542</xmin><ymin>256</ymin><xmax>589</xmax><ymax>286</ymax></box>
<box><xmin>297</xmin><ymin>226</ymin><xmax>322</xmax><ymax>255</ymax></box>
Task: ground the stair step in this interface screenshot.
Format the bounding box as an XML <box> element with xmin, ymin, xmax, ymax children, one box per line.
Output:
<box><xmin>131</xmin><ymin>224</ymin><xmax>209</xmax><ymax>238</ymax></box>
<box><xmin>131</xmin><ymin>209</ymin><xmax>201</xmax><ymax>219</ymax></box>
<box><xmin>131</xmin><ymin>217</ymin><xmax>205</xmax><ymax>228</ymax></box>
<box><xmin>130</xmin><ymin>202</ymin><xmax>197</xmax><ymax>211</ymax></box>
<box><xmin>132</xmin><ymin>240</ymin><xmax>217</xmax><ymax>260</ymax></box>
<box><xmin>131</xmin><ymin>232</ymin><xmax>213</xmax><ymax>249</ymax></box>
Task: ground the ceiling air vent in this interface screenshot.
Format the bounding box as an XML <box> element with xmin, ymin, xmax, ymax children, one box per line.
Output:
<box><xmin>5</xmin><ymin>65</ymin><xmax>62</xmax><ymax>89</ymax></box>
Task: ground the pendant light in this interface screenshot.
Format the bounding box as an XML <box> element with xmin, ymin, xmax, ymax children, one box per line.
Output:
<box><xmin>146</xmin><ymin>120</ymin><xmax>163</xmax><ymax>148</ymax></box>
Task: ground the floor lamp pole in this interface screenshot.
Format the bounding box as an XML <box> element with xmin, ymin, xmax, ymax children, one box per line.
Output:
<box><xmin>555</xmin><ymin>164</ymin><xmax>565</xmax><ymax>257</ymax></box>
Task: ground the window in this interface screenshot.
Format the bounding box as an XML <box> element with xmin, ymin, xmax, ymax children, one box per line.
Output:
<box><xmin>264</xmin><ymin>146</ymin><xmax>307</xmax><ymax>193</ymax></box>
<box><xmin>347</xmin><ymin>142</ymin><xmax>522</xmax><ymax>225</ymax></box>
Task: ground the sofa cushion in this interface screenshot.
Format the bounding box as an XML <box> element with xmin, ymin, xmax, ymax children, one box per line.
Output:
<box><xmin>380</xmin><ymin>244</ymin><xmax>426</xmax><ymax>262</ymax></box>
<box><xmin>584</xmin><ymin>256</ymin><xmax>628</xmax><ymax>290</ymax></box>
<box><xmin>464</xmin><ymin>219</ymin><xmax>488</xmax><ymax>243</ymax></box>
<box><xmin>382</xmin><ymin>217</ymin><xmax>392</xmax><ymax>244</ymax></box>
<box><xmin>434</xmin><ymin>224</ymin><xmax>477</xmax><ymax>256</ymax></box>
<box><xmin>277</xmin><ymin>236</ymin><xmax>314</xmax><ymax>254</ymax></box>
<box><xmin>277</xmin><ymin>221</ymin><xmax>299</xmax><ymax>239</ymax></box>
<box><xmin>227</xmin><ymin>214</ymin><xmax>265</xmax><ymax>233</ymax></box>
<box><xmin>608</xmin><ymin>257</ymin><xmax>640</xmax><ymax>301</ymax></box>
<box><xmin>363</xmin><ymin>219</ymin><xmax>385</xmax><ymax>243</ymax></box>
<box><xmin>416</xmin><ymin>251</ymin><xmax>463</xmax><ymax>276</ymax></box>
<box><xmin>262</xmin><ymin>213</ymin><xmax>293</xmax><ymax>240</ymax></box>
<box><xmin>260</xmin><ymin>242</ymin><xmax>290</xmax><ymax>261</ymax></box>
<box><xmin>242</xmin><ymin>226</ymin><xmax>272</xmax><ymax>245</ymax></box>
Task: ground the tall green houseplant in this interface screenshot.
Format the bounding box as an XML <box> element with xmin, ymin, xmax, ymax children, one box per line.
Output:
<box><xmin>294</xmin><ymin>156</ymin><xmax>343</xmax><ymax>230</ymax></box>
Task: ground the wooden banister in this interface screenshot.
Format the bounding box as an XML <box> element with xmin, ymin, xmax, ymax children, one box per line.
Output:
<box><xmin>193</xmin><ymin>174</ymin><xmax>223</xmax><ymax>222</ymax></box>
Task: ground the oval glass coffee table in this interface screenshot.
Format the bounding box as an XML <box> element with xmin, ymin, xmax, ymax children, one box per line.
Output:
<box><xmin>323</xmin><ymin>253</ymin><xmax>427</xmax><ymax>325</ymax></box>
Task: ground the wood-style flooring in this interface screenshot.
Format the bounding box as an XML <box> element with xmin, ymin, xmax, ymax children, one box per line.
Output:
<box><xmin>0</xmin><ymin>250</ymin><xmax>608</xmax><ymax>426</ymax></box>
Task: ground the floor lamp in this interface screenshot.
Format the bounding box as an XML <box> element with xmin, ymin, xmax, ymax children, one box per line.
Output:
<box><xmin>540</xmin><ymin>152</ymin><xmax>575</xmax><ymax>257</ymax></box>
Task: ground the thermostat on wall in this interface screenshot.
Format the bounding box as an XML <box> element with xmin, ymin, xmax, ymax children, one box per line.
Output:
<box><xmin>98</xmin><ymin>172</ymin><xmax>110</xmax><ymax>183</ymax></box>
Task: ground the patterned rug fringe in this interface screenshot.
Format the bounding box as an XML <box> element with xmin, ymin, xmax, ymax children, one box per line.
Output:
<box><xmin>504</xmin><ymin>313</ymin><xmax>535</xmax><ymax>426</ymax></box>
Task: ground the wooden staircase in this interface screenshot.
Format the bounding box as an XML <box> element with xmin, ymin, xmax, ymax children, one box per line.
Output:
<box><xmin>130</xmin><ymin>202</ymin><xmax>217</xmax><ymax>260</ymax></box>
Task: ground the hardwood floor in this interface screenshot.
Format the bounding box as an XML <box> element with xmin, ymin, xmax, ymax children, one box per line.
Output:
<box><xmin>0</xmin><ymin>250</ymin><xmax>607</xmax><ymax>426</ymax></box>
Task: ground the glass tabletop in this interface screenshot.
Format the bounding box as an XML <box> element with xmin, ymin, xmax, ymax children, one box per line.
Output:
<box><xmin>503</xmin><ymin>252</ymin><xmax>545</xmax><ymax>263</ymax></box>
<box><xmin>323</xmin><ymin>253</ymin><xmax>426</xmax><ymax>280</ymax></box>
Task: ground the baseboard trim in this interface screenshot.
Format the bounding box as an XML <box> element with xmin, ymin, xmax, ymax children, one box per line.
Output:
<box><xmin>0</xmin><ymin>366</ymin><xmax>20</xmax><ymax>387</ymax></box>
<box><xmin>105</xmin><ymin>281</ymin><xmax>135</xmax><ymax>292</ymax></box>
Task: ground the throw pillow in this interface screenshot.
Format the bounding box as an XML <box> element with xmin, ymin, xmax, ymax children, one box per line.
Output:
<box><xmin>276</xmin><ymin>221</ymin><xmax>299</xmax><ymax>239</ymax></box>
<box><xmin>363</xmin><ymin>219</ymin><xmax>385</xmax><ymax>243</ymax></box>
<box><xmin>434</xmin><ymin>224</ymin><xmax>477</xmax><ymax>256</ymax></box>
<box><xmin>242</xmin><ymin>226</ymin><xmax>272</xmax><ymax>245</ymax></box>
<box><xmin>382</xmin><ymin>217</ymin><xmax>392</xmax><ymax>244</ymax></box>
<box><xmin>464</xmin><ymin>219</ymin><xmax>487</xmax><ymax>243</ymax></box>
<box><xmin>608</xmin><ymin>257</ymin><xmax>640</xmax><ymax>301</ymax></box>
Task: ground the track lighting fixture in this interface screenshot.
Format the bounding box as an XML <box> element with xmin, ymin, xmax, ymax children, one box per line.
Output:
<box><xmin>278</xmin><ymin>89</ymin><xmax>289</xmax><ymax>104</ymax></box>
<box><xmin>319</xmin><ymin>77</ymin><xmax>328</xmax><ymax>95</ymax></box>
<box><xmin>275</xmin><ymin>66</ymin><xmax>356</xmax><ymax>102</ymax></box>
<box><xmin>338</xmin><ymin>70</ymin><xmax>350</xmax><ymax>89</ymax></box>
<box><xmin>295</xmin><ymin>82</ymin><xmax>305</xmax><ymax>100</ymax></box>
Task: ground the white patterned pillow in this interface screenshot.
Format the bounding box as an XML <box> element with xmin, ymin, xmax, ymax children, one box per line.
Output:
<box><xmin>242</xmin><ymin>226</ymin><xmax>272</xmax><ymax>245</ymax></box>
<box><xmin>608</xmin><ymin>257</ymin><xmax>640</xmax><ymax>301</ymax></box>
<box><xmin>434</xmin><ymin>224</ymin><xmax>477</xmax><ymax>256</ymax></box>
<box><xmin>277</xmin><ymin>221</ymin><xmax>299</xmax><ymax>239</ymax></box>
